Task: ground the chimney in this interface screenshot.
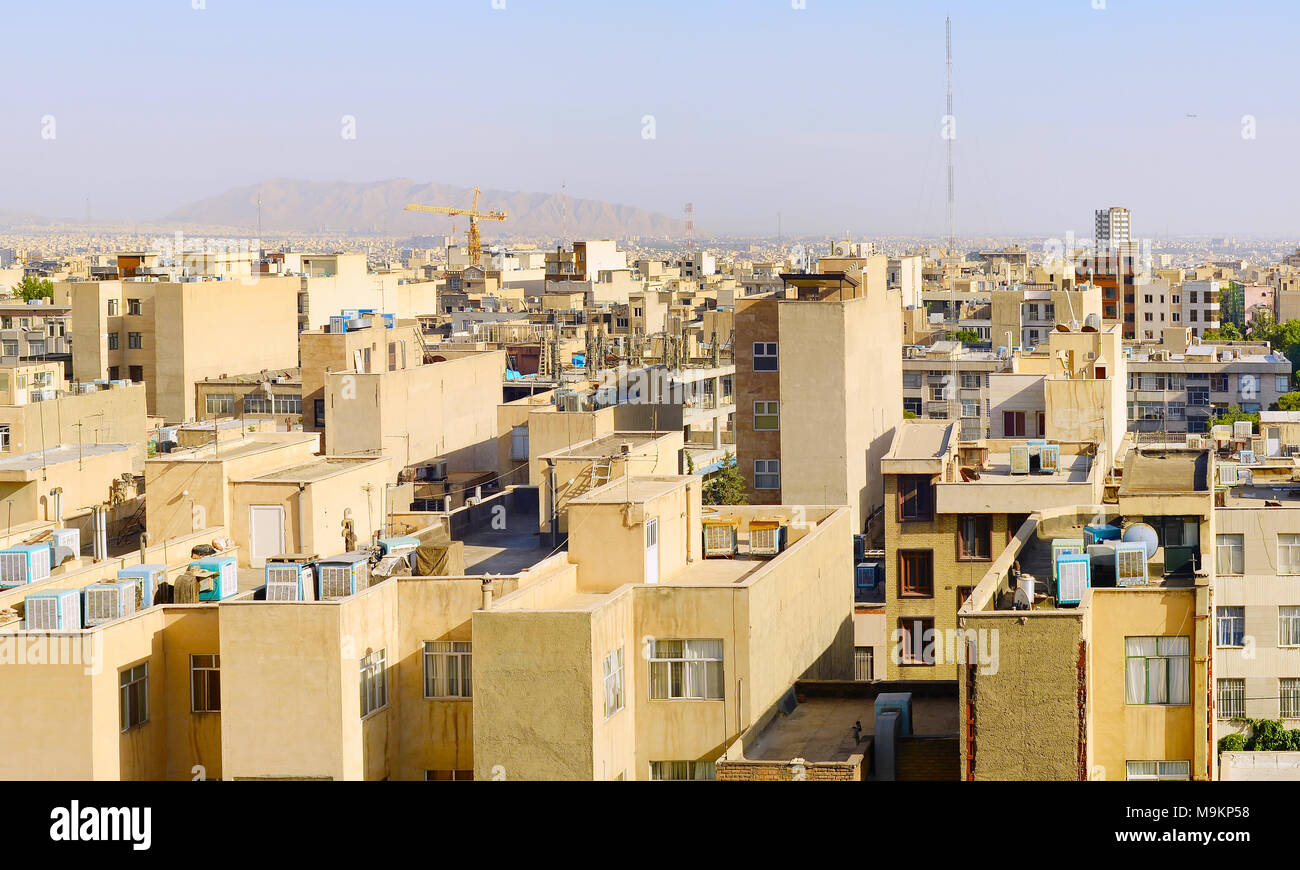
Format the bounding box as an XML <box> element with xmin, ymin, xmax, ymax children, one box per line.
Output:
<box><xmin>481</xmin><ymin>578</ymin><xmax>493</xmax><ymax>611</ymax></box>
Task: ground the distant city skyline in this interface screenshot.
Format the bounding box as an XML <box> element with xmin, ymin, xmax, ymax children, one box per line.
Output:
<box><xmin>4</xmin><ymin>0</ymin><xmax>1300</xmax><ymax>236</ymax></box>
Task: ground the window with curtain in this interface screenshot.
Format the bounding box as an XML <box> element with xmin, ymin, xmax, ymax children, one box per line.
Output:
<box><xmin>1125</xmin><ymin>760</ymin><xmax>1190</xmax><ymax>781</ymax></box>
<box><xmin>1280</xmin><ymin>535</ymin><xmax>1300</xmax><ymax>574</ymax></box>
<box><xmin>649</xmin><ymin>761</ymin><xmax>716</xmax><ymax>781</ymax></box>
<box><xmin>603</xmin><ymin>647</ymin><xmax>624</xmax><ymax>718</ymax></box>
<box><xmin>648</xmin><ymin>639</ymin><xmax>723</xmax><ymax>700</ymax></box>
<box><xmin>1281</xmin><ymin>607</ymin><xmax>1300</xmax><ymax>647</ymax></box>
<box><xmin>1216</xmin><ymin>534</ymin><xmax>1244</xmax><ymax>575</ymax></box>
<box><xmin>423</xmin><ymin>642</ymin><xmax>471</xmax><ymax>699</ymax></box>
<box><xmin>1125</xmin><ymin>636</ymin><xmax>1190</xmax><ymax>705</ymax></box>
<box><xmin>1216</xmin><ymin>607</ymin><xmax>1244</xmax><ymax>647</ymax></box>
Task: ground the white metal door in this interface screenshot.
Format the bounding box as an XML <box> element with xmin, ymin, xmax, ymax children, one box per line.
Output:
<box><xmin>249</xmin><ymin>505</ymin><xmax>286</xmax><ymax>568</ymax></box>
<box><xmin>644</xmin><ymin>518</ymin><xmax>659</xmax><ymax>585</ymax></box>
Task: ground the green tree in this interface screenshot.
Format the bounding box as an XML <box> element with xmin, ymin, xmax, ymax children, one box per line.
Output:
<box><xmin>948</xmin><ymin>328</ymin><xmax>980</xmax><ymax>345</ymax></box>
<box><xmin>1203</xmin><ymin>322</ymin><xmax>1242</xmax><ymax>342</ymax></box>
<box><xmin>1277</xmin><ymin>391</ymin><xmax>1300</xmax><ymax>412</ymax></box>
<box><xmin>702</xmin><ymin>452</ymin><xmax>747</xmax><ymax>505</ymax></box>
<box><xmin>11</xmin><ymin>274</ymin><xmax>53</xmax><ymax>302</ymax></box>
<box><xmin>1209</xmin><ymin>405</ymin><xmax>1259</xmax><ymax>430</ymax></box>
<box><xmin>1219</xmin><ymin>281</ymin><xmax>1245</xmax><ymax>328</ymax></box>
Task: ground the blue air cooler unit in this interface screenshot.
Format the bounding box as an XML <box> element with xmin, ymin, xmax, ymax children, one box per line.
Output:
<box><xmin>0</xmin><ymin>543</ymin><xmax>53</xmax><ymax>589</ymax></box>
<box><xmin>316</xmin><ymin>553</ymin><xmax>370</xmax><ymax>599</ymax></box>
<box><xmin>82</xmin><ymin>581</ymin><xmax>137</xmax><ymax>626</ymax></box>
<box><xmin>264</xmin><ymin>555</ymin><xmax>316</xmax><ymax>602</ymax></box>
<box><xmin>191</xmin><ymin>555</ymin><xmax>238</xmax><ymax>601</ymax></box>
<box><xmin>1055</xmin><ymin>553</ymin><xmax>1092</xmax><ymax>606</ymax></box>
<box><xmin>117</xmin><ymin>564</ymin><xmax>167</xmax><ymax>609</ymax></box>
<box><xmin>855</xmin><ymin>562</ymin><xmax>882</xmax><ymax>602</ymax></box>
<box><xmin>24</xmin><ymin>589</ymin><xmax>81</xmax><ymax>630</ymax></box>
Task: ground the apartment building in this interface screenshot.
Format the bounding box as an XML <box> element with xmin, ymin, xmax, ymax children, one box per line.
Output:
<box><xmin>323</xmin><ymin>350</ymin><xmax>504</xmax><ymax>473</ymax></box>
<box><xmin>1095</xmin><ymin>206</ymin><xmax>1131</xmax><ymax>247</ymax></box>
<box><xmin>194</xmin><ymin>369</ymin><xmax>303</xmax><ymax>427</ymax></box>
<box><xmin>988</xmin><ymin>283</ymin><xmax>1101</xmax><ymax>352</ymax></box>
<box><xmin>1180</xmin><ymin>279</ymin><xmax>1222</xmax><ymax>337</ymax></box>
<box><xmin>1126</xmin><ymin>335</ymin><xmax>1290</xmax><ymax>435</ymax></box>
<box><xmin>472</xmin><ymin>476</ymin><xmax>854</xmax><ymax>780</ymax></box>
<box><xmin>901</xmin><ymin>342</ymin><xmax>1007</xmax><ymax>437</ymax></box>
<box><xmin>63</xmin><ymin>276</ymin><xmax>300</xmax><ymax>423</ymax></box>
<box><xmin>958</xmin><ymin>446</ymin><xmax>1214</xmax><ymax>781</ymax></box>
<box><xmin>0</xmin><ymin>299</ymin><xmax>71</xmax><ymax>373</ymax></box>
<box><xmin>735</xmin><ymin>271</ymin><xmax>903</xmax><ymax>532</ymax></box>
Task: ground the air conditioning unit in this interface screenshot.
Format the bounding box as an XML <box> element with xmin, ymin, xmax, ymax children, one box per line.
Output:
<box><xmin>25</xmin><ymin>589</ymin><xmax>81</xmax><ymax>630</ymax></box>
<box><xmin>117</xmin><ymin>564</ymin><xmax>167</xmax><ymax>610</ymax></box>
<box><xmin>958</xmin><ymin>446</ymin><xmax>989</xmax><ymax>469</ymax></box>
<box><xmin>1084</xmin><ymin>525</ymin><xmax>1121</xmax><ymax>546</ymax></box>
<box><xmin>378</xmin><ymin>536</ymin><xmax>420</xmax><ymax>558</ymax></box>
<box><xmin>1009</xmin><ymin>444</ymin><xmax>1031</xmax><ymax>474</ymax></box>
<box><xmin>1038</xmin><ymin>443</ymin><xmax>1061</xmax><ymax>473</ymax></box>
<box><xmin>1055</xmin><ymin>553</ymin><xmax>1091</xmax><ymax>606</ymax></box>
<box><xmin>190</xmin><ymin>555</ymin><xmax>238</xmax><ymax>601</ymax></box>
<box><xmin>1234</xmin><ymin>421</ymin><xmax>1253</xmax><ymax>440</ymax></box>
<box><xmin>47</xmin><ymin>528</ymin><xmax>80</xmax><ymax>559</ymax></box>
<box><xmin>1052</xmin><ymin>539</ymin><xmax>1086</xmax><ymax>585</ymax></box>
<box><xmin>1115</xmin><ymin>542</ymin><xmax>1149</xmax><ymax>587</ymax></box>
<box><xmin>317</xmin><ymin>553</ymin><xmax>370</xmax><ymax>599</ymax></box>
<box><xmin>853</xmin><ymin>533</ymin><xmax>868</xmax><ymax>563</ymax></box>
<box><xmin>855</xmin><ymin>561</ymin><xmax>882</xmax><ymax>602</ymax></box>
<box><xmin>417</xmin><ymin>459</ymin><xmax>448</xmax><ymax>482</ymax></box>
<box><xmin>749</xmin><ymin>519</ymin><xmax>787</xmax><ymax>557</ymax></box>
<box><xmin>1218</xmin><ymin>463</ymin><xmax>1240</xmax><ymax>486</ymax></box>
<box><xmin>83</xmin><ymin>581</ymin><xmax>137</xmax><ymax>626</ymax></box>
<box><xmin>1185</xmin><ymin>434</ymin><xmax>1205</xmax><ymax>449</ymax></box>
<box><xmin>702</xmin><ymin>518</ymin><xmax>739</xmax><ymax>558</ymax></box>
<box><xmin>0</xmin><ymin>543</ymin><xmax>53</xmax><ymax>588</ymax></box>
<box><xmin>1239</xmin><ymin>450</ymin><xmax>1256</xmax><ymax>465</ymax></box>
<box><xmin>265</xmin><ymin>555</ymin><xmax>316</xmax><ymax>602</ymax></box>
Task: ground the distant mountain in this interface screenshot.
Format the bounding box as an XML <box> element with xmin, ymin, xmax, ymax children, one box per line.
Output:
<box><xmin>162</xmin><ymin>178</ymin><xmax>689</xmax><ymax>241</ymax></box>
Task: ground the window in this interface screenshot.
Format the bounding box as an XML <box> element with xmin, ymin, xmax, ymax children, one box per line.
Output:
<box><xmin>128</xmin><ymin>366</ymin><xmax>143</xmax><ymax>383</ymax></box>
<box><xmin>899</xmin><ymin>550</ymin><xmax>934</xmax><ymax>597</ymax></box>
<box><xmin>206</xmin><ymin>393</ymin><xmax>235</xmax><ymax>415</ymax></box>
<box><xmin>1211</xmin><ymin>374</ymin><xmax>1229</xmax><ymax>392</ymax></box>
<box><xmin>1</xmin><ymin>341</ymin><xmax>15</xmax><ymax>356</ymax></box>
<box><xmin>107</xmin><ymin>299</ymin><xmax>119</xmax><ymax>316</ymax></box>
<box><xmin>120</xmin><ymin>663</ymin><xmax>148</xmax><ymax>731</ymax></box>
<box><xmin>0</xmin><ymin>425</ymin><xmax>7</xmax><ymax>451</ymax></box>
<box><xmin>510</xmin><ymin>425</ymin><xmax>529</xmax><ymax>461</ymax></box>
<box><xmin>649</xmin><ymin>761</ymin><xmax>716</xmax><ymax>781</ymax></box>
<box><xmin>958</xmin><ymin>515</ymin><xmax>991</xmax><ymax>560</ymax></box>
<box><xmin>903</xmin><ymin>397</ymin><xmax>922</xmax><ymax>416</ymax></box>
<box><xmin>1279</xmin><ymin>375</ymin><xmax>1291</xmax><ymax>393</ymax></box>
<box><xmin>1216</xmin><ymin>534</ymin><xmax>1243</xmax><ymax>575</ymax></box>
<box><xmin>960</xmin><ymin>372</ymin><xmax>981</xmax><ymax>389</ymax></box>
<box><xmin>898</xmin><ymin>617</ymin><xmax>934</xmax><ymax>665</ymax></box>
<box><xmin>1216</xmin><ymin>607</ymin><xmax>1244</xmax><ymax>647</ymax></box>
<box><xmin>360</xmin><ymin>649</ymin><xmax>388</xmax><ymax>717</ymax></box>
<box><xmin>128</xmin><ymin>332</ymin><xmax>142</xmax><ymax>349</ymax></box>
<box><xmin>314</xmin><ymin>399</ymin><xmax>326</xmax><ymax>428</ymax></box>
<box><xmin>1280</xmin><ymin>534</ymin><xmax>1300</xmax><ymax>575</ymax></box>
<box><xmin>854</xmin><ymin>646</ymin><xmax>874</xmax><ymax>680</ymax></box>
<box><xmin>1003</xmin><ymin>410</ymin><xmax>1026</xmax><ymax>437</ymax></box>
<box><xmin>127</xmin><ymin>298</ymin><xmax>142</xmax><ymax>316</ymax></box>
<box><xmin>243</xmin><ymin>394</ymin><xmax>271</xmax><ymax>414</ymax></box>
<box><xmin>753</xmin><ymin>400</ymin><xmax>779</xmax><ymax>431</ymax></box>
<box><xmin>1188</xmin><ymin>388</ymin><xmax>1209</xmax><ymax>406</ymax></box>
<box><xmin>754</xmin><ymin>459</ymin><xmax>780</xmax><ymax>490</ymax></box>
<box><xmin>1283</xmin><ymin>679</ymin><xmax>1300</xmax><ymax>719</ymax></box>
<box><xmin>648</xmin><ymin>639</ymin><xmax>723</xmax><ymax>700</ymax></box>
<box><xmin>902</xmin><ymin>372</ymin><xmax>922</xmax><ymax>389</ymax></box>
<box><xmin>423</xmin><ymin>641</ymin><xmax>471</xmax><ymax>698</ymax></box>
<box><xmin>1125</xmin><ymin>636</ymin><xmax>1190</xmax><ymax>705</ymax></box>
<box><xmin>898</xmin><ymin>475</ymin><xmax>933</xmax><ymax>521</ymax></box>
<box><xmin>603</xmin><ymin>647</ymin><xmax>625</xmax><ymax>718</ymax></box>
<box><xmin>961</xmin><ymin>399</ymin><xmax>979</xmax><ymax>418</ymax></box>
<box><xmin>107</xmin><ymin>332</ymin><xmax>119</xmax><ymax>350</ymax></box>
<box><xmin>1280</xmin><ymin>606</ymin><xmax>1300</xmax><ymax>647</ymax></box>
<box><xmin>1218</xmin><ymin>678</ymin><xmax>1245</xmax><ymax>719</ymax></box>
<box><xmin>190</xmin><ymin>654</ymin><xmax>221</xmax><ymax>713</ymax></box>
<box><xmin>1126</xmin><ymin>761</ymin><xmax>1190</xmax><ymax>781</ymax></box>
<box><xmin>28</xmin><ymin>340</ymin><xmax>45</xmax><ymax>356</ymax></box>
<box><xmin>426</xmin><ymin>770</ymin><xmax>474</xmax><ymax>781</ymax></box>
<box><xmin>752</xmin><ymin>341</ymin><xmax>778</xmax><ymax>372</ymax></box>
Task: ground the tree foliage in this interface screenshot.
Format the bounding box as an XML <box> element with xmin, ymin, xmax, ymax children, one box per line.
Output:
<box><xmin>1209</xmin><ymin>405</ymin><xmax>1259</xmax><ymax>430</ymax></box>
<box><xmin>702</xmin><ymin>452</ymin><xmax>747</xmax><ymax>505</ymax></box>
<box><xmin>1219</xmin><ymin>718</ymin><xmax>1300</xmax><ymax>754</ymax></box>
<box><xmin>11</xmin><ymin>275</ymin><xmax>53</xmax><ymax>302</ymax></box>
<box><xmin>1276</xmin><ymin>391</ymin><xmax>1300</xmax><ymax>412</ymax></box>
<box><xmin>948</xmin><ymin>329</ymin><xmax>980</xmax><ymax>345</ymax></box>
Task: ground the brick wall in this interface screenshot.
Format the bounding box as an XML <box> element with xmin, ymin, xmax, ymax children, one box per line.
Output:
<box><xmin>716</xmin><ymin>757</ymin><xmax>863</xmax><ymax>782</ymax></box>
<box><xmin>897</xmin><ymin>736</ymin><xmax>959</xmax><ymax>781</ymax></box>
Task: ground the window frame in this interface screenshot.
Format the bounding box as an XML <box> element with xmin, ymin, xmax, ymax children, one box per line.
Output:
<box><xmin>423</xmin><ymin>641</ymin><xmax>472</xmax><ymax>699</ymax></box>
<box><xmin>1216</xmin><ymin>606</ymin><xmax>1244</xmax><ymax>648</ymax></box>
<box><xmin>190</xmin><ymin>654</ymin><xmax>221</xmax><ymax>713</ymax></box>
<box><xmin>1125</xmin><ymin>636</ymin><xmax>1190</xmax><ymax>706</ymax></box>
<box><xmin>752</xmin><ymin>400</ymin><xmax>779</xmax><ymax>431</ymax></box>
<box><xmin>1217</xmin><ymin>678</ymin><xmax>1245</xmax><ymax>720</ymax></box>
<box><xmin>360</xmin><ymin>648</ymin><xmax>389</xmax><ymax>718</ymax></box>
<box><xmin>752</xmin><ymin>341</ymin><xmax>778</xmax><ymax>372</ymax></box>
<box><xmin>898</xmin><ymin>549</ymin><xmax>934</xmax><ymax>598</ymax></box>
<box><xmin>120</xmin><ymin>662</ymin><xmax>149</xmax><ymax>732</ymax></box>
<box><xmin>957</xmin><ymin>514</ymin><xmax>992</xmax><ymax>562</ymax></box>
<box><xmin>1280</xmin><ymin>534</ymin><xmax>1300</xmax><ymax>575</ymax></box>
<box><xmin>897</xmin><ymin>617</ymin><xmax>935</xmax><ymax>666</ymax></box>
<box><xmin>753</xmin><ymin>459</ymin><xmax>780</xmax><ymax>490</ymax></box>
<box><xmin>603</xmin><ymin>647</ymin><xmax>625</xmax><ymax>718</ymax></box>
<box><xmin>647</xmin><ymin>639</ymin><xmax>724</xmax><ymax>701</ymax></box>
<box><xmin>897</xmin><ymin>475</ymin><xmax>934</xmax><ymax>522</ymax></box>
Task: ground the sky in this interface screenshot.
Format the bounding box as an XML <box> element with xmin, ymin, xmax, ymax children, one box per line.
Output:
<box><xmin>3</xmin><ymin>0</ymin><xmax>1300</xmax><ymax>237</ymax></box>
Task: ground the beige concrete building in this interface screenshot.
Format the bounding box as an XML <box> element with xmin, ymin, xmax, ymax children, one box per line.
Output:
<box><xmin>64</xmin><ymin>277</ymin><xmax>300</xmax><ymax>423</ymax></box>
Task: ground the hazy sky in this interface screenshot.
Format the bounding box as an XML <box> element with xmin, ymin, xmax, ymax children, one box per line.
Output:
<box><xmin>4</xmin><ymin>0</ymin><xmax>1300</xmax><ymax>237</ymax></box>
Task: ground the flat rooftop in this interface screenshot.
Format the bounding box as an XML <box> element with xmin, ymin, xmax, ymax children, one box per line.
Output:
<box><xmin>1119</xmin><ymin>449</ymin><xmax>1210</xmax><ymax>495</ymax></box>
<box><xmin>150</xmin><ymin>435</ymin><xmax>316</xmax><ymax>463</ymax></box>
<box><xmin>570</xmin><ymin>475</ymin><xmax>687</xmax><ymax>505</ymax></box>
<box><xmin>974</xmin><ymin>451</ymin><xmax>1091</xmax><ymax>484</ymax></box>
<box><xmin>744</xmin><ymin>689</ymin><xmax>959</xmax><ymax>763</ymax></box>
<box><xmin>889</xmin><ymin>423</ymin><xmax>952</xmax><ymax>461</ymax></box>
<box><xmin>544</xmin><ymin>432</ymin><xmax>667</xmax><ymax>460</ymax></box>
<box><xmin>0</xmin><ymin>442</ymin><xmax>131</xmax><ymax>474</ymax></box>
<box><xmin>248</xmin><ymin>457</ymin><xmax>380</xmax><ymax>484</ymax></box>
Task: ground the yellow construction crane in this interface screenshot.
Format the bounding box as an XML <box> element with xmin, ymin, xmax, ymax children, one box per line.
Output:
<box><xmin>404</xmin><ymin>186</ymin><xmax>507</xmax><ymax>265</ymax></box>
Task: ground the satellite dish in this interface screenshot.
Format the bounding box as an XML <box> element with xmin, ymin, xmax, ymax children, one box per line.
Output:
<box><xmin>1122</xmin><ymin>523</ymin><xmax>1159</xmax><ymax>561</ymax></box>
